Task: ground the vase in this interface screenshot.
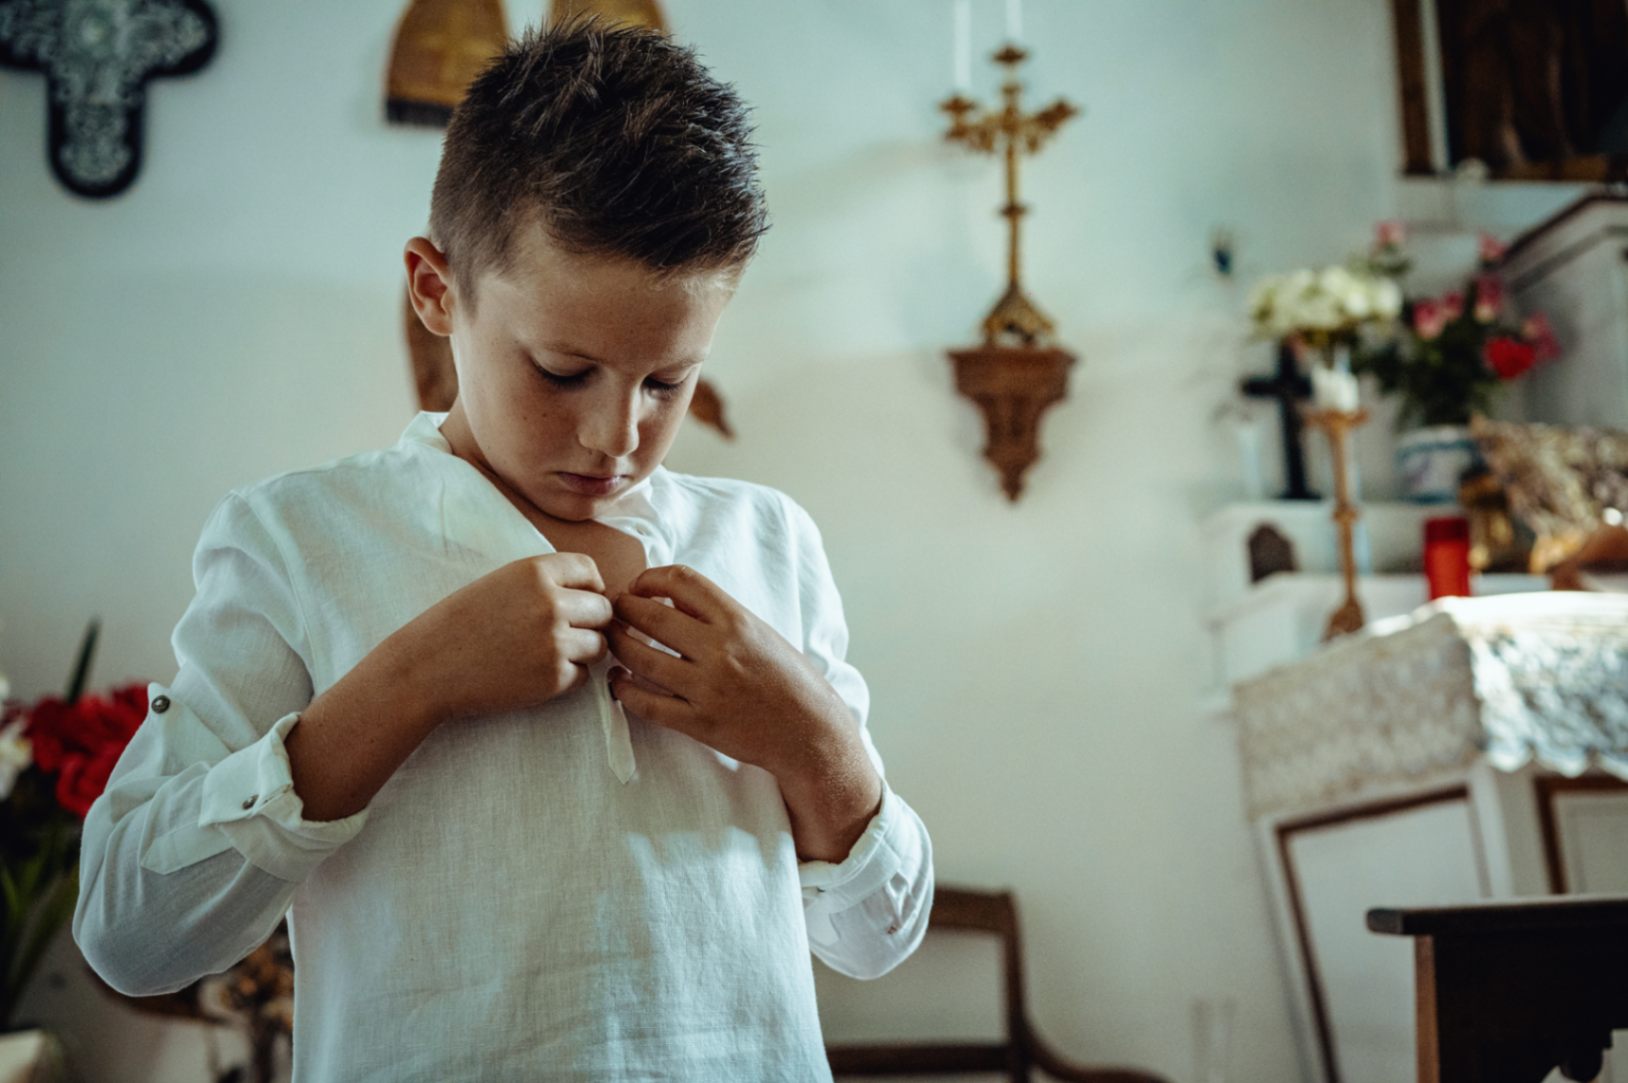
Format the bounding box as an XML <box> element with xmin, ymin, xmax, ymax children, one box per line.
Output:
<box><xmin>1395</xmin><ymin>424</ymin><xmax>1483</xmax><ymax>503</ymax></box>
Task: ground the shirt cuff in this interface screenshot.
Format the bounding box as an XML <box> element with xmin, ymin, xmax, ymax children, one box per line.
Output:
<box><xmin>797</xmin><ymin>775</ymin><xmax>910</xmax><ymax>911</ymax></box>
<box><xmin>199</xmin><ymin>709</ymin><xmax>371</xmax><ymax>882</ymax></box>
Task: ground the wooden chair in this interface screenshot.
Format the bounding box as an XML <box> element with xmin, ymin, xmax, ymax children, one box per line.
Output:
<box><xmin>824</xmin><ymin>884</ymin><xmax>1169</xmax><ymax>1082</ymax></box>
<box><xmin>1368</xmin><ymin>894</ymin><xmax>1628</xmax><ymax>1082</ymax></box>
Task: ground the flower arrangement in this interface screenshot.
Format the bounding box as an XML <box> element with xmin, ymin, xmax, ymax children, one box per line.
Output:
<box><xmin>1246</xmin><ymin>246</ymin><xmax>1405</xmax><ymax>354</ymax></box>
<box><xmin>1352</xmin><ymin>226</ymin><xmax>1561</xmax><ymax>429</ymax></box>
<box><xmin>0</xmin><ymin>621</ymin><xmax>144</xmax><ymax>1031</ymax></box>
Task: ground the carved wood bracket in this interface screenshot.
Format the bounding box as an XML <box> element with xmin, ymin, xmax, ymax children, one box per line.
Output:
<box><xmin>946</xmin><ymin>343</ymin><xmax>1076</xmax><ymax>502</ymax></box>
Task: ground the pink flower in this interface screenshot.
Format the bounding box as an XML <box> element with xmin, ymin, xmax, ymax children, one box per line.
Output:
<box><xmin>1473</xmin><ymin>274</ymin><xmax>1503</xmax><ymax>322</ymax></box>
<box><xmin>1523</xmin><ymin>312</ymin><xmax>1561</xmax><ymax>363</ymax></box>
<box><xmin>1484</xmin><ymin>337</ymin><xmax>1537</xmax><ymax>380</ymax></box>
<box><xmin>1478</xmin><ymin>232</ymin><xmax>1508</xmax><ymax>266</ymax></box>
<box><xmin>1412</xmin><ymin>298</ymin><xmax>1447</xmax><ymax>340</ymax></box>
<box><xmin>1441</xmin><ymin>291</ymin><xmax>1465</xmax><ymax>322</ymax></box>
<box><xmin>1375</xmin><ymin>219</ymin><xmax>1407</xmax><ymax>249</ymax></box>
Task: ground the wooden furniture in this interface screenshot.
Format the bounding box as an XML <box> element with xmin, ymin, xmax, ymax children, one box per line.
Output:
<box><xmin>1367</xmin><ymin>894</ymin><xmax>1628</xmax><ymax>1082</ymax></box>
<box><xmin>823</xmin><ymin>884</ymin><xmax>1168</xmax><ymax>1083</ymax></box>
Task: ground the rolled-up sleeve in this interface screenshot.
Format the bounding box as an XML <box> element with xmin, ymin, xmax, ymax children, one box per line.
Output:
<box><xmin>781</xmin><ymin>494</ymin><xmax>935</xmax><ymax>981</ymax></box>
<box><xmin>73</xmin><ymin>490</ymin><xmax>369</xmax><ymax>997</ymax></box>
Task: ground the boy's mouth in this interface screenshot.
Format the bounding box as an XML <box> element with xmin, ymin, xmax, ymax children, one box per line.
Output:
<box><xmin>559</xmin><ymin>471</ymin><xmax>626</xmax><ymax>495</ymax></box>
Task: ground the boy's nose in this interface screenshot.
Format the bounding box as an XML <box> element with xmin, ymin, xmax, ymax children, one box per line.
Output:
<box><xmin>581</xmin><ymin>395</ymin><xmax>640</xmax><ymax>459</ymax></box>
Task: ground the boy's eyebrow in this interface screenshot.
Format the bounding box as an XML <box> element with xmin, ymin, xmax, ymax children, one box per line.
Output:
<box><xmin>537</xmin><ymin>342</ymin><xmax>705</xmax><ymax>369</ymax></box>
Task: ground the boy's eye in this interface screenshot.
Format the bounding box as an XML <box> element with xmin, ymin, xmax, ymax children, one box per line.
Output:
<box><xmin>531</xmin><ymin>364</ymin><xmax>689</xmax><ymax>397</ymax></box>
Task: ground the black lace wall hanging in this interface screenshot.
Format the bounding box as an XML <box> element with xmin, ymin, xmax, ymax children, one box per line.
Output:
<box><xmin>0</xmin><ymin>0</ymin><xmax>219</xmax><ymax>199</ymax></box>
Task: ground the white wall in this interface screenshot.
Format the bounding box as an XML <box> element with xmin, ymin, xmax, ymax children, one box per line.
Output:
<box><xmin>0</xmin><ymin>2</ymin><xmax>1577</xmax><ymax>1080</ymax></box>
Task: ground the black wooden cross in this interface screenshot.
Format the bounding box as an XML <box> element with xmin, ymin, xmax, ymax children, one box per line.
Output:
<box><xmin>0</xmin><ymin>0</ymin><xmax>219</xmax><ymax>199</ymax></box>
<box><xmin>1241</xmin><ymin>341</ymin><xmax>1320</xmax><ymax>501</ymax></box>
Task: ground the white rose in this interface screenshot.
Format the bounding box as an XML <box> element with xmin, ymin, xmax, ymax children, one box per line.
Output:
<box><xmin>1318</xmin><ymin>265</ymin><xmax>1356</xmax><ymax>297</ymax></box>
<box><xmin>1299</xmin><ymin>293</ymin><xmax>1343</xmax><ymax>332</ymax></box>
<box><xmin>0</xmin><ymin>718</ymin><xmax>32</xmax><ymax>802</ymax></box>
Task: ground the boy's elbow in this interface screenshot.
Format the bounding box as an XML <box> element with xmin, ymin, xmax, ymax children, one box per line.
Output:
<box><xmin>72</xmin><ymin>859</ymin><xmax>225</xmax><ymax>998</ymax></box>
<box><xmin>72</xmin><ymin>889</ymin><xmax>186</xmax><ymax>998</ymax></box>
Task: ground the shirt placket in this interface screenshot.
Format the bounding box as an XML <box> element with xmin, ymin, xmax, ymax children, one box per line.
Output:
<box><xmin>590</xmin><ymin>505</ymin><xmax>671</xmax><ymax>786</ymax></box>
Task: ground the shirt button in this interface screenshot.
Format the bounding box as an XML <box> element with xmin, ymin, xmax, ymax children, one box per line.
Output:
<box><xmin>242</xmin><ymin>794</ymin><xmax>258</xmax><ymax>810</ymax></box>
<box><xmin>886</xmin><ymin>923</ymin><xmax>900</xmax><ymax>935</ymax></box>
<box><xmin>151</xmin><ymin>695</ymin><xmax>170</xmax><ymax>713</ymax></box>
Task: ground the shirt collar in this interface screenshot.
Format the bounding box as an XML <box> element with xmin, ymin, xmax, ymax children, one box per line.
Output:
<box><xmin>396</xmin><ymin>410</ymin><xmax>669</xmax><ymax>557</ymax></box>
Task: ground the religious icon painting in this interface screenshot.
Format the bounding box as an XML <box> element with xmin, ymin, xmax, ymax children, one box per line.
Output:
<box><xmin>0</xmin><ymin>0</ymin><xmax>219</xmax><ymax>199</ymax></box>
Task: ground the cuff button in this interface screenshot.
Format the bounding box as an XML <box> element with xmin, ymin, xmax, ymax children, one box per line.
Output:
<box><xmin>152</xmin><ymin>695</ymin><xmax>170</xmax><ymax>713</ymax></box>
<box><xmin>242</xmin><ymin>794</ymin><xmax>258</xmax><ymax>810</ymax></box>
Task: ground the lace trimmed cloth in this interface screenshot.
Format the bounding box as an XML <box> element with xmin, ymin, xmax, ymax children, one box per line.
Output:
<box><xmin>1233</xmin><ymin>592</ymin><xmax>1628</xmax><ymax>820</ymax></box>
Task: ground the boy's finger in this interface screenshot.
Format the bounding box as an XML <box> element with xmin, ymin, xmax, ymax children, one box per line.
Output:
<box><xmin>608</xmin><ymin>667</ymin><xmax>689</xmax><ymax>728</ymax></box>
<box><xmin>625</xmin><ymin>565</ymin><xmax>728</xmax><ymax>624</ymax></box>
<box><xmin>612</xmin><ymin>593</ymin><xmax>701</xmax><ymax>654</ymax></box>
<box><xmin>539</xmin><ymin>551</ymin><xmax>606</xmax><ymax>594</ymax></box>
<box><xmin>558</xmin><ymin>587</ymin><xmax>616</xmax><ymax>629</ymax></box>
<box><xmin>607</xmin><ymin>624</ymin><xmax>690</xmax><ymax>691</ymax></box>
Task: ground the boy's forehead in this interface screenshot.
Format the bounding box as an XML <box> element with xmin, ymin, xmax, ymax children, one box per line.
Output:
<box><xmin>472</xmin><ymin>235</ymin><xmax>735</xmax><ymax>366</ymax></box>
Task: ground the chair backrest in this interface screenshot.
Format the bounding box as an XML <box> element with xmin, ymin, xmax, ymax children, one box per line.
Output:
<box><xmin>824</xmin><ymin>884</ymin><xmax>1170</xmax><ymax>1083</ymax></box>
<box><xmin>825</xmin><ymin>883</ymin><xmax>1034</xmax><ymax>1081</ymax></box>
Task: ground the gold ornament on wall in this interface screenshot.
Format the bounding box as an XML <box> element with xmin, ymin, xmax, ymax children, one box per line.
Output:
<box><xmin>385</xmin><ymin>0</ymin><xmax>510</xmax><ymax>127</ymax></box>
<box><xmin>940</xmin><ymin>11</ymin><xmax>1081</xmax><ymax>502</ymax></box>
<box><xmin>547</xmin><ymin>0</ymin><xmax>668</xmax><ymax>33</ymax></box>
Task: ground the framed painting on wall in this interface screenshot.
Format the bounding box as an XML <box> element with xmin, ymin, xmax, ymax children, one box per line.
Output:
<box><xmin>1390</xmin><ymin>0</ymin><xmax>1628</xmax><ymax>180</ymax></box>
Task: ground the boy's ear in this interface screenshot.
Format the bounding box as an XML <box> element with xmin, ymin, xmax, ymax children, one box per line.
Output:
<box><xmin>404</xmin><ymin>236</ymin><xmax>455</xmax><ymax>337</ymax></box>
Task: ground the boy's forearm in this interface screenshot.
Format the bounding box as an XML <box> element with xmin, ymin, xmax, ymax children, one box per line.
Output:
<box><xmin>285</xmin><ymin>626</ymin><xmax>445</xmax><ymax>823</ymax></box>
<box><xmin>776</xmin><ymin>722</ymin><xmax>883</xmax><ymax>864</ymax></box>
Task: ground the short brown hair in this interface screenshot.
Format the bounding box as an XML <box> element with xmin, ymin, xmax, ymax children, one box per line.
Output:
<box><xmin>428</xmin><ymin>14</ymin><xmax>771</xmax><ymax>313</ymax></box>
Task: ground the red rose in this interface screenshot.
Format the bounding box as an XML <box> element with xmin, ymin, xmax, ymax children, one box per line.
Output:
<box><xmin>80</xmin><ymin>687</ymin><xmax>146</xmax><ymax>748</ymax></box>
<box><xmin>55</xmin><ymin>742</ymin><xmax>125</xmax><ymax>819</ymax></box>
<box><xmin>1484</xmin><ymin>337</ymin><xmax>1537</xmax><ymax>380</ymax></box>
<box><xmin>19</xmin><ymin>683</ymin><xmax>147</xmax><ymax>816</ymax></box>
<box><xmin>23</xmin><ymin>695</ymin><xmax>75</xmax><ymax>774</ymax></box>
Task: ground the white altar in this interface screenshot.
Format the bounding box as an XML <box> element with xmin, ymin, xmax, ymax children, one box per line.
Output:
<box><xmin>1230</xmin><ymin>592</ymin><xmax>1628</xmax><ymax>1083</ymax></box>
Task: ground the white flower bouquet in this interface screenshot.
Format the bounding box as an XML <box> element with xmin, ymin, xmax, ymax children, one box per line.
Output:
<box><xmin>1247</xmin><ymin>261</ymin><xmax>1404</xmax><ymax>351</ymax></box>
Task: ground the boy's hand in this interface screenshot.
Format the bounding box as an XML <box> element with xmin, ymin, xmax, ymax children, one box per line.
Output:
<box><xmin>401</xmin><ymin>552</ymin><xmax>616</xmax><ymax>724</ymax></box>
<box><xmin>605</xmin><ymin>564</ymin><xmax>856</xmax><ymax>782</ymax></box>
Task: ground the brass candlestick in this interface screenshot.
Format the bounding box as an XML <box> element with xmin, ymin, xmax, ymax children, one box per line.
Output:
<box><xmin>1302</xmin><ymin>405</ymin><xmax>1370</xmax><ymax>640</ymax></box>
<box><xmin>941</xmin><ymin>44</ymin><xmax>1081</xmax><ymax>500</ymax></box>
<box><xmin>941</xmin><ymin>44</ymin><xmax>1078</xmax><ymax>346</ymax></box>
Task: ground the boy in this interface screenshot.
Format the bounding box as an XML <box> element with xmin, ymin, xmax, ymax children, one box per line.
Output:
<box><xmin>73</xmin><ymin>15</ymin><xmax>934</xmax><ymax>1082</ymax></box>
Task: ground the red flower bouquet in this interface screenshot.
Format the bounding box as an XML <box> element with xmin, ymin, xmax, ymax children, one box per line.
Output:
<box><xmin>1</xmin><ymin>621</ymin><xmax>145</xmax><ymax>1030</ymax></box>
<box><xmin>1352</xmin><ymin>227</ymin><xmax>1562</xmax><ymax>429</ymax></box>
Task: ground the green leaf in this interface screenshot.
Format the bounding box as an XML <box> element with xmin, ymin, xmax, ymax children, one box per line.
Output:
<box><xmin>10</xmin><ymin>870</ymin><xmax>78</xmax><ymax>1014</ymax></box>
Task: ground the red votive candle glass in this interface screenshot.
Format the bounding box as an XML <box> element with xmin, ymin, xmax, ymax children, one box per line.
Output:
<box><xmin>1424</xmin><ymin>516</ymin><xmax>1472</xmax><ymax>600</ymax></box>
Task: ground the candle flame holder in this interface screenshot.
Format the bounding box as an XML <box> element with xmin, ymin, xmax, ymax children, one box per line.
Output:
<box><xmin>1301</xmin><ymin>405</ymin><xmax>1370</xmax><ymax>640</ymax></box>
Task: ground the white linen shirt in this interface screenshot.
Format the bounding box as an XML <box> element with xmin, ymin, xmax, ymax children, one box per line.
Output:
<box><xmin>73</xmin><ymin>409</ymin><xmax>934</xmax><ymax>1082</ymax></box>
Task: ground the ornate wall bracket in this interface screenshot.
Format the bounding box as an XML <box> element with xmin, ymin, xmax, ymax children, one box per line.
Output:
<box><xmin>947</xmin><ymin>343</ymin><xmax>1075</xmax><ymax>501</ymax></box>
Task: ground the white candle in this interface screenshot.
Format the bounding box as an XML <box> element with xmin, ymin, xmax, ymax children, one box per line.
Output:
<box><xmin>1005</xmin><ymin>0</ymin><xmax>1022</xmax><ymax>42</ymax></box>
<box><xmin>953</xmin><ymin>0</ymin><xmax>971</xmax><ymax>92</ymax></box>
<box><xmin>1312</xmin><ymin>367</ymin><xmax>1360</xmax><ymax>412</ymax></box>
